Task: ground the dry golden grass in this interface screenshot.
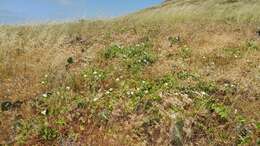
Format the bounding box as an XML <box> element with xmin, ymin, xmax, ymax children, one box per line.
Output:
<box><xmin>0</xmin><ymin>0</ymin><xmax>260</xmax><ymax>145</ymax></box>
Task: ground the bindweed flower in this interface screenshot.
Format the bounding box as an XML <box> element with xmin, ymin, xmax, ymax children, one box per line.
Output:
<box><xmin>234</xmin><ymin>109</ymin><xmax>238</xmax><ymax>114</ymax></box>
<box><xmin>143</xmin><ymin>59</ymin><xmax>148</xmax><ymax>64</ymax></box>
<box><xmin>105</xmin><ymin>91</ymin><xmax>110</xmax><ymax>95</ymax></box>
<box><xmin>127</xmin><ymin>91</ymin><xmax>131</xmax><ymax>95</ymax></box>
<box><xmin>42</xmin><ymin>93</ymin><xmax>48</xmax><ymax>98</ymax></box>
<box><xmin>41</xmin><ymin>109</ymin><xmax>48</xmax><ymax>115</ymax></box>
<box><xmin>127</xmin><ymin>91</ymin><xmax>134</xmax><ymax>96</ymax></box>
<box><xmin>201</xmin><ymin>91</ymin><xmax>207</xmax><ymax>96</ymax></box>
<box><xmin>93</xmin><ymin>97</ymin><xmax>99</xmax><ymax>102</ymax></box>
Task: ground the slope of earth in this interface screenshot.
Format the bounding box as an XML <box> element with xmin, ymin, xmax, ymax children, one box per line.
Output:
<box><xmin>0</xmin><ymin>0</ymin><xmax>260</xmax><ymax>145</ymax></box>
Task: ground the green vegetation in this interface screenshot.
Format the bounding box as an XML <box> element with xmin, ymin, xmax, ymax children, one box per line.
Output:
<box><xmin>102</xmin><ymin>44</ymin><xmax>157</xmax><ymax>73</ymax></box>
<box><xmin>39</xmin><ymin>126</ymin><xmax>59</xmax><ymax>141</ymax></box>
<box><xmin>10</xmin><ymin>41</ymin><xmax>259</xmax><ymax>144</ymax></box>
<box><xmin>179</xmin><ymin>46</ymin><xmax>192</xmax><ymax>59</ymax></box>
<box><xmin>168</xmin><ymin>36</ymin><xmax>181</xmax><ymax>46</ymax></box>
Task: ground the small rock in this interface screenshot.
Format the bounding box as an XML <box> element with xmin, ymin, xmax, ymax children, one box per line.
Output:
<box><xmin>1</xmin><ymin>101</ymin><xmax>12</xmax><ymax>111</ymax></box>
<box><xmin>13</xmin><ymin>100</ymin><xmax>23</xmax><ymax>108</ymax></box>
<box><xmin>256</xmin><ymin>29</ymin><xmax>260</xmax><ymax>37</ymax></box>
<box><xmin>67</xmin><ymin>57</ymin><xmax>74</xmax><ymax>64</ymax></box>
<box><xmin>47</xmin><ymin>92</ymin><xmax>52</xmax><ymax>96</ymax></box>
<box><xmin>248</xmin><ymin>96</ymin><xmax>257</xmax><ymax>101</ymax></box>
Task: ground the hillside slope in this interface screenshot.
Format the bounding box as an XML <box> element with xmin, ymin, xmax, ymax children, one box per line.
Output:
<box><xmin>126</xmin><ymin>0</ymin><xmax>260</xmax><ymax>24</ymax></box>
<box><xmin>0</xmin><ymin>0</ymin><xmax>260</xmax><ymax>145</ymax></box>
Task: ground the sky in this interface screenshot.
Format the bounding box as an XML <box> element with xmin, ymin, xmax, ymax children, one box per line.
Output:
<box><xmin>0</xmin><ymin>0</ymin><xmax>163</xmax><ymax>24</ymax></box>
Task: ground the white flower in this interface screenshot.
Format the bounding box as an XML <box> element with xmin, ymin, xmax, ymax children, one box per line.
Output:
<box><xmin>93</xmin><ymin>97</ymin><xmax>99</xmax><ymax>102</ymax></box>
<box><xmin>56</xmin><ymin>91</ymin><xmax>60</xmax><ymax>95</ymax></box>
<box><xmin>41</xmin><ymin>81</ymin><xmax>45</xmax><ymax>84</ymax></box>
<box><xmin>127</xmin><ymin>91</ymin><xmax>134</xmax><ymax>96</ymax></box>
<box><xmin>66</xmin><ymin>86</ymin><xmax>71</xmax><ymax>90</ymax></box>
<box><xmin>171</xmin><ymin>113</ymin><xmax>177</xmax><ymax>119</ymax></box>
<box><xmin>159</xmin><ymin>92</ymin><xmax>163</xmax><ymax>97</ymax></box>
<box><xmin>42</xmin><ymin>93</ymin><xmax>48</xmax><ymax>98</ymax></box>
<box><xmin>116</xmin><ymin>78</ymin><xmax>120</xmax><ymax>81</ymax></box>
<box><xmin>109</xmin><ymin>88</ymin><xmax>113</xmax><ymax>92</ymax></box>
<box><xmin>165</xmin><ymin>83</ymin><xmax>169</xmax><ymax>86</ymax></box>
<box><xmin>127</xmin><ymin>91</ymin><xmax>131</xmax><ymax>95</ymax></box>
<box><xmin>105</xmin><ymin>91</ymin><xmax>110</xmax><ymax>95</ymax></box>
<box><xmin>201</xmin><ymin>91</ymin><xmax>207</xmax><ymax>96</ymax></box>
<box><xmin>41</xmin><ymin>109</ymin><xmax>48</xmax><ymax>115</ymax></box>
<box><xmin>136</xmin><ymin>88</ymin><xmax>140</xmax><ymax>91</ymax></box>
<box><xmin>144</xmin><ymin>90</ymin><xmax>149</xmax><ymax>94</ymax></box>
<box><xmin>44</xmin><ymin>74</ymin><xmax>48</xmax><ymax>78</ymax></box>
<box><xmin>83</xmin><ymin>74</ymin><xmax>87</xmax><ymax>78</ymax></box>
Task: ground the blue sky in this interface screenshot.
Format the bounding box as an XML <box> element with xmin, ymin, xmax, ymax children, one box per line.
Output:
<box><xmin>0</xmin><ymin>0</ymin><xmax>162</xmax><ymax>24</ymax></box>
